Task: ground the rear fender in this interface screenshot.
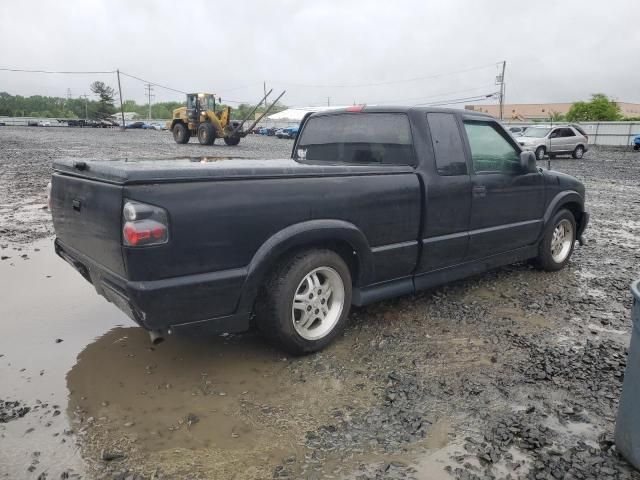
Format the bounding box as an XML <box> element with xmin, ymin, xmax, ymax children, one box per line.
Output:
<box><xmin>235</xmin><ymin>220</ymin><xmax>373</xmax><ymax>314</ymax></box>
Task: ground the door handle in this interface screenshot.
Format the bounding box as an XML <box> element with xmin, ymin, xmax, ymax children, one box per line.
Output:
<box><xmin>472</xmin><ymin>185</ymin><xmax>486</xmax><ymax>197</ymax></box>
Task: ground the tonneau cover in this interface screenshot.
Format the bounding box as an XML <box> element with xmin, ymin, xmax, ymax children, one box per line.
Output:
<box><xmin>53</xmin><ymin>157</ymin><xmax>414</xmax><ymax>185</ymax></box>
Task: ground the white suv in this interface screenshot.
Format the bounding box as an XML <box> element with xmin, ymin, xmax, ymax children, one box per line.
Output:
<box><xmin>517</xmin><ymin>125</ymin><xmax>589</xmax><ymax>160</ymax></box>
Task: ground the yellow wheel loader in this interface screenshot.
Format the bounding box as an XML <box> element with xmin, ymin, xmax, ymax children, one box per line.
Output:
<box><xmin>166</xmin><ymin>90</ymin><xmax>285</xmax><ymax>146</ymax></box>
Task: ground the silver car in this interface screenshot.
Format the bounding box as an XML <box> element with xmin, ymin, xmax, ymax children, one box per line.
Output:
<box><xmin>517</xmin><ymin>125</ymin><xmax>589</xmax><ymax>160</ymax></box>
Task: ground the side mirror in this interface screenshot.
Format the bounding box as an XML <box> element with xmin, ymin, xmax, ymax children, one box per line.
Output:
<box><xmin>520</xmin><ymin>151</ymin><xmax>537</xmax><ymax>172</ymax></box>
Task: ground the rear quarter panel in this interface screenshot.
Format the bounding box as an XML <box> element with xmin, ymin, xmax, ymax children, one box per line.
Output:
<box><xmin>123</xmin><ymin>173</ymin><xmax>421</xmax><ymax>284</ymax></box>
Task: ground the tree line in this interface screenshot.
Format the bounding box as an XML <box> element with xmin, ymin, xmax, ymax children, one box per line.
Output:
<box><xmin>1</xmin><ymin>83</ymin><xmax>634</xmax><ymax>122</ymax></box>
<box><xmin>0</xmin><ymin>82</ymin><xmax>184</xmax><ymax>120</ymax></box>
<box><xmin>0</xmin><ymin>80</ymin><xmax>287</xmax><ymax>121</ymax></box>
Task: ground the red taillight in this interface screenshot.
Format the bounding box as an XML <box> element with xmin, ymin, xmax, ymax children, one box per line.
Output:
<box><xmin>122</xmin><ymin>200</ymin><xmax>169</xmax><ymax>247</ymax></box>
<box><xmin>346</xmin><ymin>105</ymin><xmax>365</xmax><ymax>112</ymax></box>
<box><xmin>123</xmin><ymin>221</ymin><xmax>167</xmax><ymax>246</ymax></box>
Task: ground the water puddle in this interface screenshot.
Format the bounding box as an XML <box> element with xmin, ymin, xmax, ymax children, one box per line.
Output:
<box><xmin>0</xmin><ymin>238</ymin><xmax>132</xmax><ymax>478</ymax></box>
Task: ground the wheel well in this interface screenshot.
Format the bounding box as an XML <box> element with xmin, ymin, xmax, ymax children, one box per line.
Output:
<box><xmin>559</xmin><ymin>201</ymin><xmax>583</xmax><ymax>228</ymax></box>
<box><xmin>263</xmin><ymin>241</ymin><xmax>360</xmax><ymax>287</ymax></box>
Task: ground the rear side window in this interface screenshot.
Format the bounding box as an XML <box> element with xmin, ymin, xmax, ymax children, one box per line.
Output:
<box><xmin>427</xmin><ymin>113</ymin><xmax>467</xmax><ymax>176</ymax></box>
<box><xmin>295</xmin><ymin>113</ymin><xmax>415</xmax><ymax>166</ymax></box>
<box><xmin>463</xmin><ymin>121</ymin><xmax>521</xmax><ymax>174</ymax></box>
<box><xmin>561</xmin><ymin>128</ymin><xmax>575</xmax><ymax>137</ymax></box>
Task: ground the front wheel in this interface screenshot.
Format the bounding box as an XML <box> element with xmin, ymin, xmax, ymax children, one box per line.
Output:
<box><xmin>534</xmin><ymin>209</ymin><xmax>576</xmax><ymax>271</ymax></box>
<box><xmin>256</xmin><ymin>249</ymin><xmax>352</xmax><ymax>355</ymax></box>
<box><xmin>572</xmin><ymin>145</ymin><xmax>585</xmax><ymax>159</ymax></box>
<box><xmin>535</xmin><ymin>146</ymin><xmax>546</xmax><ymax>161</ymax></box>
<box><xmin>172</xmin><ymin>123</ymin><xmax>190</xmax><ymax>144</ymax></box>
<box><xmin>197</xmin><ymin>123</ymin><xmax>215</xmax><ymax>145</ymax></box>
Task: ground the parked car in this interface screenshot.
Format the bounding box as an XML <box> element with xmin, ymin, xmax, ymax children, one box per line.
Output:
<box><xmin>258</xmin><ymin>127</ymin><xmax>269</xmax><ymax>135</ymax></box>
<box><xmin>517</xmin><ymin>125</ymin><xmax>589</xmax><ymax>160</ymax></box>
<box><xmin>634</xmin><ymin>135</ymin><xmax>640</xmax><ymax>151</ymax></box>
<box><xmin>50</xmin><ymin>106</ymin><xmax>589</xmax><ymax>354</ymax></box>
<box><xmin>275</xmin><ymin>128</ymin><xmax>285</xmax><ymax>138</ymax></box>
<box><xmin>279</xmin><ymin>126</ymin><xmax>299</xmax><ymax>139</ymax></box>
<box><xmin>38</xmin><ymin>120</ymin><xmax>51</xmax><ymax>127</ymax></box>
<box><xmin>506</xmin><ymin>125</ymin><xmax>527</xmax><ymax>136</ymax></box>
<box><xmin>126</xmin><ymin>121</ymin><xmax>146</xmax><ymax>129</ymax></box>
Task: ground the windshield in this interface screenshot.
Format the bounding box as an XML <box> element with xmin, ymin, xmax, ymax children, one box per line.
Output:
<box><xmin>295</xmin><ymin>113</ymin><xmax>414</xmax><ymax>165</ymax></box>
<box><xmin>198</xmin><ymin>95</ymin><xmax>215</xmax><ymax>111</ymax></box>
<box><xmin>523</xmin><ymin>127</ymin><xmax>550</xmax><ymax>138</ymax></box>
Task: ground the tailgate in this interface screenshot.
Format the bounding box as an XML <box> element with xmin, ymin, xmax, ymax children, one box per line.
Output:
<box><xmin>51</xmin><ymin>173</ymin><xmax>126</xmax><ymax>277</ymax></box>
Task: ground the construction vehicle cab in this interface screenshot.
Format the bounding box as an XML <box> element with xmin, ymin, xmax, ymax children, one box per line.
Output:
<box><xmin>167</xmin><ymin>90</ymin><xmax>286</xmax><ymax>147</ymax></box>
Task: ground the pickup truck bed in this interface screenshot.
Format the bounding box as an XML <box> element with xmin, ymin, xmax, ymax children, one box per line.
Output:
<box><xmin>52</xmin><ymin>106</ymin><xmax>589</xmax><ymax>354</ymax></box>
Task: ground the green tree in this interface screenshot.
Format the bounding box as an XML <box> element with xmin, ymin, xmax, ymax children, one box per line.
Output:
<box><xmin>90</xmin><ymin>81</ymin><xmax>116</xmax><ymax>120</ymax></box>
<box><xmin>566</xmin><ymin>94</ymin><xmax>622</xmax><ymax>122</ymax></box>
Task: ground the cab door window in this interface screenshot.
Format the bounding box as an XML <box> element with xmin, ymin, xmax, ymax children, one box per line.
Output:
<box><xmin>463</xmin><ymin>121</ymin><xmax>521</xmax><ymax>174</ymax></box>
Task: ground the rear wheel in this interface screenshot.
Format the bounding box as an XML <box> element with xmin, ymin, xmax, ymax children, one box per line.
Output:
<box><xmin>534</xmin><ymin>209</ymin><xmax>576</xmax><ymax>271</ymax></box>
<box><xmin>256</xmin><ymin>249</ymin><xmax>352</xmax><ymax>355</ymax></box>
<box><xmin>197</xmin><ymin>123</ymin><xmax>215</xmax><ymax>145</ymax></box>
<box><xmin>224</xmin><ymin>135</ymin><xmax>241</xmax><ymax>146</ymax></box>
<box><xmin>535</xmin><ymin>146</ymin><xmax>546</xmax><ymax>160</ymax></box>
<box><xmin>572</xmin><ymin>145</ymin><xmax>585</xmax><ymax>159</ymax></box>
<box><xmin>172</xmin><ymin>123</ymin><xmax>190</xmax><ymax>144</ymax></box>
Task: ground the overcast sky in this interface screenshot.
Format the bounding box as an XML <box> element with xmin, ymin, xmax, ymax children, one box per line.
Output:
<box><xmin>1</xmin><ymin>0</ymin><xmax>638</xmax><ymax>108</ymax></box>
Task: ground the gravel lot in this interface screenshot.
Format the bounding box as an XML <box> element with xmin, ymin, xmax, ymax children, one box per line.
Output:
<box><xmin>1</xmin><ymin>126</ymin><xmax>640</xmax><ymax>480</ymax></box>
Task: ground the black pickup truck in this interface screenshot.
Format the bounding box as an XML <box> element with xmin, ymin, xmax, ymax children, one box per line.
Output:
<box><xmin>51</xmin><ymin>106</ymin><xmax>589</xmax><ymax>354</ymax></box>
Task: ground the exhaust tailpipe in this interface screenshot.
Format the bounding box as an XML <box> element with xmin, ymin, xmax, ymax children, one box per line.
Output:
<box><xmin>149</xmin><ymin>329</ymin><xmax>166</xmax><ymax>345</ymax></box>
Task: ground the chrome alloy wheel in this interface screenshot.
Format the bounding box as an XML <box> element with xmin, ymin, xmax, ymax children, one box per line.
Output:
<box><xmin>291</xmin><ymin>266</ymin><xmax>345</xmax><ymax>341</ymax></box>
<box><xmin>551</xmin><ymin>219</ymin><xmax>573</xmax><ymax>263</ymax></box>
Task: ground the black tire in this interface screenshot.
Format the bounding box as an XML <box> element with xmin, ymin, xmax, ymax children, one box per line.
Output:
<box><xmin>224</xmin><ymin>135</ymin><xmax>241</xmax><ymax>146</ymax></box>
<box><xmin>255</xmin><ymin>249</ymin><xmax>352</xmax><ymax>355</ymax></box>
<box><xmin>634</xmin><ymin>145</ymin><xmax>640</xmax><ymax>151</ymax></box>
<box><xmin>534</xmin><ymin>209</ymin><xmax>576</xmax><ymax>272</ymax></box>
<box><xmin>572</xmin><ymin>145</ymin><xmax>585</xmax><ymax>159</ymax></box>
<box><xmin>197</xmin><ymin>123</ymin><xmax>215</xmax><ymax>145</ymax></box>
<box><xmin>172</xmin><ymin>123</ymin><xmax>190</xmax><ymax>144</ymax></box>
<box><xmin>535</xmin><ymin>146</ymin><xmax>546</xmax><ymax>160</ymax></box>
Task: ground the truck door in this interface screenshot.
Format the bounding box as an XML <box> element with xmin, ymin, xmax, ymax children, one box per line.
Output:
<box><xmin>416</xmin><ymin>112</ymin><xmax>472</xmax><ymax>273</ymax></box>
<box><xmin>462</xmin><ymin>119</ymin><xmax>545</xmax><ymax>259</ymax></box>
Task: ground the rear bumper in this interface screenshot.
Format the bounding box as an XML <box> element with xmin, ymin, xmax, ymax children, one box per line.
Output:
<box><xmin>54</xmin><ymin>239</ymin><xmax>251</xmax><ymax>334</ymax></box>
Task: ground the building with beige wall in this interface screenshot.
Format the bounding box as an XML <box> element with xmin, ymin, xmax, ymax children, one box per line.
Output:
<box><xmin>465</xmin><ymin>102</ymin><xmax>640</xmax><ymax>120</ymax></box>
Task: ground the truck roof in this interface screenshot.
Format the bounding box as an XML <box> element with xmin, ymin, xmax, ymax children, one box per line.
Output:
<box><xmin>309</xmin><ymin>105</ymin><xmax>495</xmax><ymax>120</ymax></box>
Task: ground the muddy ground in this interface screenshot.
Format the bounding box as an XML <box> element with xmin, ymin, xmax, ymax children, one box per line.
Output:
<box><xmin>1</xmin><ymin>126</ymin><xmax>639</xmax><ymax>480</ymax></box>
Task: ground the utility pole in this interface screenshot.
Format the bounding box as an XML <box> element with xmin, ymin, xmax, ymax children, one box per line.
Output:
<box><xmin>263</xmin><ymin>81</ymin><xmax>268</xmax><ymax>112</ymax></box>
<box><xmin>144</xmin><ymin>83</ymin><xmax>154</xmax><ymax>121</ymax></box>
<box><xmin>80</xmin><ymin>94</ymin><xmax>89</xmax><ymax>120</ymax></box>
<box><xmin>66</xmin><ymin>88</ymin><xmax>72</xmax><ymax>100</ymax></box>
<box><xmin>116</xmin><ymin>69</ymin><xmax>125</xmax><ymax>129</ymax></box>
<box><xmin>497</xmin><ymin>60</ymin><xmax>506</xmax><ymax>120</ymax></box>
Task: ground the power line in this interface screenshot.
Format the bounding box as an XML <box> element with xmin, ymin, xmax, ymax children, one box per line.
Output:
<box><xmin>268</xmin><ymin>62</ymin><xmax>500</xmax><ymax>89</ymax></box>
<box><xmin>414</xmin><ymin>93</ymin><xmax>498</xmax><ymax>107</ymax></box>
<box><xmin>366</xmin><ymin>85</ymin><xmax>498</xmax><ymax>106</ymax></box>
<box><xmin>0</xmin><ymin>67</ymin><xmax>116</xmax><ymax>74</ymax></box>
<box><xmin>118</xmin><ymin>71</ymin><xmax>186</xmax><ymax>95</ymax></box>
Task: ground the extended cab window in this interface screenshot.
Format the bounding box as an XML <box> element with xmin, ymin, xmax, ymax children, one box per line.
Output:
<box><xmin>427</xmin><ymin>113</ymin><xmax>467</xmax><ymax>175</ymax></box>
<box><xmin>295</xmin><ymin>113</ymin><xmax>414</xmax><ymax>165</ymax></box>
<box><xmin>463</xmin><ymin>121</ymin><xmax>521</xmax><ymax>174</ymax></box>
